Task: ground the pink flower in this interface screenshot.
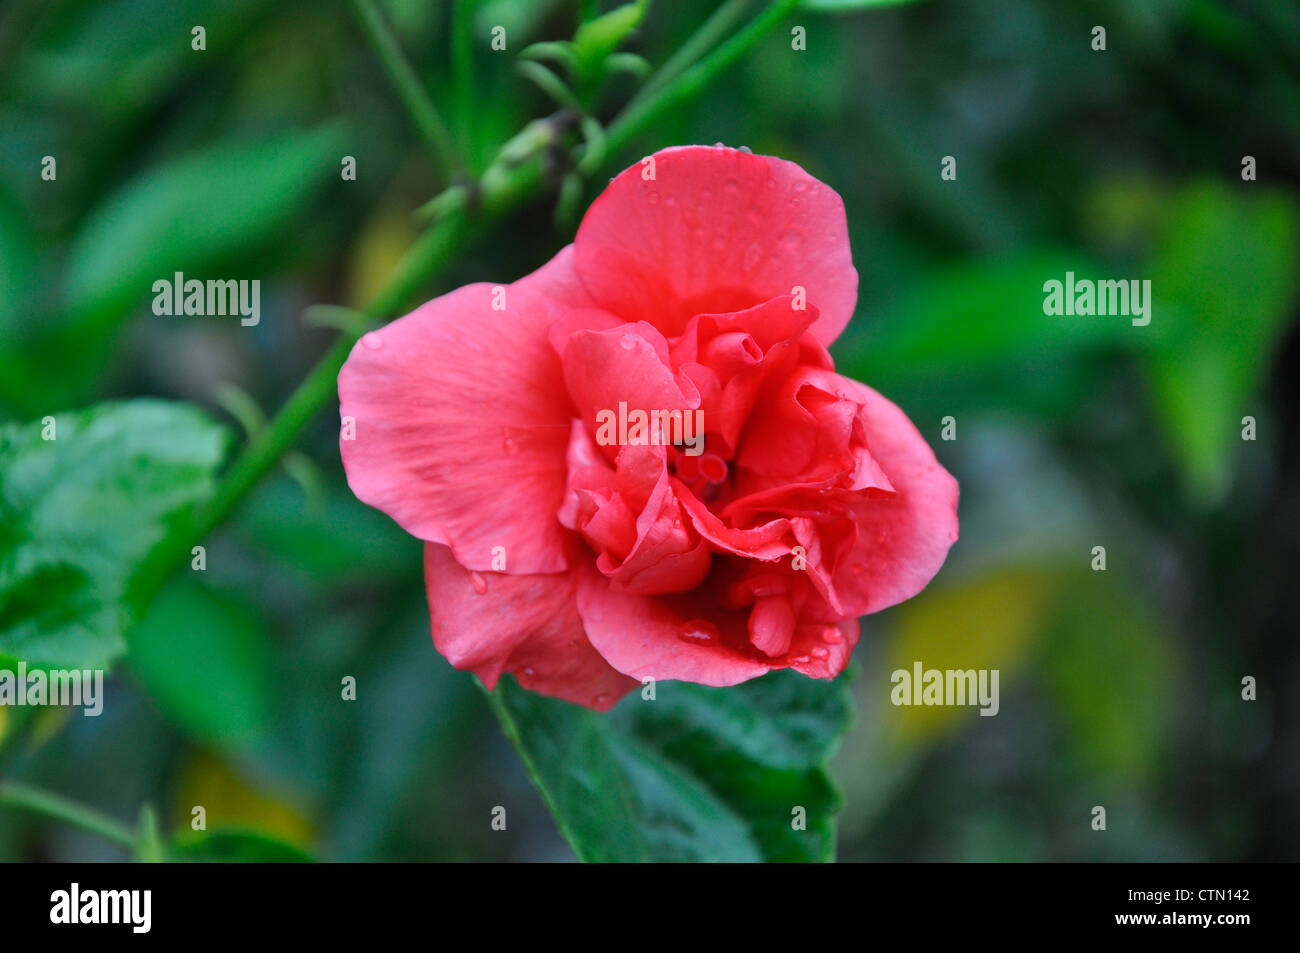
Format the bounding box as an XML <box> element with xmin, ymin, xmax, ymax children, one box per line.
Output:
<box><xmin>338</xmin><ymin>145</ymin><xmax>958</xmax><ymax>711</ymax></box>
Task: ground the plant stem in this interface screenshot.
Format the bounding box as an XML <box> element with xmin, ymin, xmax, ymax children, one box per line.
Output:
<box><xmin>604</xmin><ymin>0</ymin><xmax>801</xmax><ymax>158</ymax></box>
<box><xmin>451</xmin><ymin>0</ymin><xmax>477</xmax><ymax>169</ymax></box>
<box><xmin>626</xmin><ymin>0</ymin><xmax>754</xmax><ymax>108</ymax></box>
<box><xmin>349</xmin><ymin>0</ymin><xmax>461</xmax><ymax>179</ymax></box>
<box><xmin>0</xmin><ymin>781</ymin><xmax>137</xmax><ymax>850</ymax></box>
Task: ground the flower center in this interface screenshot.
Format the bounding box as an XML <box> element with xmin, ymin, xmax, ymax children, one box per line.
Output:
<box><xmin>671</xmin><ymin>447</ymin><xmax>730</xmax><ymax>503</ymax></box>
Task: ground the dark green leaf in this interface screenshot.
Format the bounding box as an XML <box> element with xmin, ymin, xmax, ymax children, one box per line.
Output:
<box><xmin>488</xmin><ymin>668</ymin><xmax>851</xmax><ymax>862</ymax></box>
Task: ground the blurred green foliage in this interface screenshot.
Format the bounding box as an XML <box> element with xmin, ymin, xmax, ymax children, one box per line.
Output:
<box><xmin>1</xmin><ymin>0</ymin><xmax>1298</xmax><ymax>861</ymax></box>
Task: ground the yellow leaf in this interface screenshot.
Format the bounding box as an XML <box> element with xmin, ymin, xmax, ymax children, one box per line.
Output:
<box><xmin>883</xmin><ymin>567</ymin><xmax>1059</xmax><ymax>744</ymax></box>
<box><xmin>175</xmin><ymin>751</ymin><xmax>313</xmax><ymax>847</ymax></box>
<box><xmin>345</xmin><ymin>206</ymin><xmax>421</xmax><ymax>311</ymax></box>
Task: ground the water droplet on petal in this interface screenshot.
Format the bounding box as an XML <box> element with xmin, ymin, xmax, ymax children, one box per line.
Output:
<box><xmin>469</xmin><ymin>571</ymin><xmax>488</xmax><ymax>595</ymax></box>
<box><xmin>678</xmin><ymin>619</ymin><xmax>720</xmax><ymax>646</ymax></box>
<box><xmin>737</xmin><ymin>145</ymin><xmax>753</xmax><ymax>154</ymax></box>
<box><xmin>361</xmin><ymin>331</ymin><xmax>384</xmax><ymax>350</ymax></box>
<box><xmin>595</xmin><ymin>693</ymin><xmax>610</xmax><ymax>706</ymax></box>
<box><xmin>810</xmin><ymin>646</ymin><xmax>830</xmax><ymax>660</ymax></box>
<box><xmin>522</xmin><ymin>666</ymin><xmax>535</xmax><ymax>678</ymax></box>
<box><xmin>501</xmin><ymin>427</ymin><xmax>520</xmax><ymax>455</ymax></box>
<box><xmin>793</xmin><ymin>180</ymin><xmax>807</xmax><ymax>192</ymax></box>
<box><xmin>620</xmin><ymin>332</ymin><xmax>637</xmax><ymax>350</ymax></box>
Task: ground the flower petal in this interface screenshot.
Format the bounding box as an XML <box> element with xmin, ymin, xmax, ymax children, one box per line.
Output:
<box><xmin>339</xmin><ymin>251</ymin><xmax>612</xmax><ymax>573</ymax></box>
<box><xmin>828</xmin><ymin>380</ymin><xmax>960</xmax><ymax>615</ymax></box>
<box><xmin>425</xmin><ymin>544</ymin><xmax>636</xmax><ymax>711</ymax></box>
<box><xmin>577</xmin><ymin>564</ymin><xmax>774</xmax><ymax>686</ymax></box>
<box><xmin>574</xmin><ymin>145</ymin><xmax>858</xmax><ymax>346</ymax></box>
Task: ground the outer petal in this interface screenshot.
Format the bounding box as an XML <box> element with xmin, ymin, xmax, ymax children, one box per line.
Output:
<box><xmin>425</xmin><ymin>544</ymin><xmax>636</xmax><ymax>711</ymax></box>
<box><xmin>339</xmin><ymin>252</ymin><xmax>610</xmax><ymax>573</ymax></box>
<box><xmin>574</xmin><ymin>145</ymin><xmax>858</xmax><ymax>346</ymax></box>
<box><xmin>830</xmin><ymin>379</ymin><xmax>960</xmax><ymax>615</ymax></box>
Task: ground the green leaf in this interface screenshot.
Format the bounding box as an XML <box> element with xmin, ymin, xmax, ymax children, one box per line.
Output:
<box><xmin>1141</xmin><ymin>181</ymin><xmax>1300</xmax><ymax>504</ymax></box>
<box><xmin>1039</xmin><ymin>573</ymin><xmax>1176</xmax><ymax>787</ymax></box>
<box><xmin>169</xmin><ymin>828</ymin><xmax>315</xmax><ymax>862</ymax></box>
<box><xmin>127</xmin><ymin>579</ymin><xmax>274</xmax><ymax>750</ymax></box>
<box><xmin>62</xmin><ymin>122</ymin><xmax>349</xmax><ymax>330</ymax></box>
<box><xmin>487</xmin><ymin>668</ymin><xmax>852</xmax><ymax>862</ymax></box>
<box><xmin>0</xmin><ymin>400</ymin><xmax>230</xmax><ymax>668</ymax></box>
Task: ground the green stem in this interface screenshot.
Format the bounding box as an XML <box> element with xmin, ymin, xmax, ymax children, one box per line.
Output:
<box><xmin>625</xmin><ymin>0</ymin><xmax>753</xmax><ymax>108</ymax></box>
<box><xmin>0</xmin><ymin>781</ymin><xmax>137</xmax><ymax>850</ymax></box>
<box><xmin>604</xmin><ymin>0</ymin><xmax>800</xmax><ymax>158</ymax></box>
<box><xmin>349</xmin><ymin>0</ymin><xmax>461</xmax><ymax>179</ymax></box>
<box><xmin>451</xmin><ymin>0</ymin><xmax>477</xmax><ymax>169</ymax></box>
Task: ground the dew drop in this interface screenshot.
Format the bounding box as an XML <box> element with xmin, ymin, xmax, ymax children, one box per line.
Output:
<box><xmin>620</xmin><ymin>332</ymin><xmax>638</xmax><ymax>350</ymax></box>
<box><xmin>501</xmin><ymin>427</ymin><xmax>520</xmax><ymax>455</ymax></box>
<box><xmin>361</xmin><ymin>331</ymin><xmax>384</xmax><ymax>350</ymax></box>
<box><xmin>793</xmin><ymin>180</ymin><xmax>807</xmax><ymax>192</ymax></box>
<box><xmin>742</xmin><ymin>241</ymin><xmax>763</xmax><ymax>271</ymax></box>
<box><xmin>523</xmin><ymin>666</ymin><xmax>536</xmax><ymax>678</ymax></box>
<box><xmin>737</xmin><ymin>145</ymin><xmax>753</xmax><ymax>154</ymax></box>
<box><xmin>678</xmin><ymin>619</ymin><xmax>720</xmax><ymax>645</ymax></box>
<box><xmin>469</xmin><ymin>571</ymin><xmax>488</xmax><ymax>595</ymax></box>
<box><xmin>821</xmin><ymin>628</ymin><xmax>843</xmax><ymax>645</ymax></box>
<box><xmin>595</xmin><ymin>693</ymin><xmax>610</xmax><ymax>706</ymax></box>
<box><xmin>765</xmin><ymin>178</ymin><xmax>777</xmax><ymax>190</ymax></box>
<box><xmin>810</xmin><ymin>646</ymin><xmax>830</xmax><ymax>660</ymax></box>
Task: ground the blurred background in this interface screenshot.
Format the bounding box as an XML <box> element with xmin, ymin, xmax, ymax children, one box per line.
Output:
<box><xmin>0</xmin><ymin>0</ymin><xmax>1297</xmax><ymax>861</ymax></box>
